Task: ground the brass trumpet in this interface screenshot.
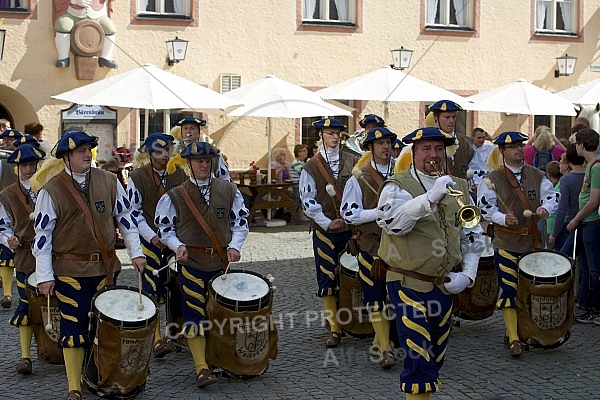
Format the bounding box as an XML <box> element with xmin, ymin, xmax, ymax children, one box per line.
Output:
<box><xmin>428</xmin><ymin>161</ymin><xmax>481</xmax><ymax>229</ymax></box>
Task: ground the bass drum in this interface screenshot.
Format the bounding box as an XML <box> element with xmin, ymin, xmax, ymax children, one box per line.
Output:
<box><xmin>516</xmin><ymin>250</ymin><xmax>574</xmax><ymax>349</ymax></box>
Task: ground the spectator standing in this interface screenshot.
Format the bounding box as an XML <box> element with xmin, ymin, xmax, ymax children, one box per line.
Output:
<box><xmin>524</xmin><ymin>125</ymin><xmax>566</xmax><ymax>171</ymax></box>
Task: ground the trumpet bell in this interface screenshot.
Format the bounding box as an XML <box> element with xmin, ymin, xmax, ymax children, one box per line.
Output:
<box><xmin>458</xmin><ymin>205</ymin><xmax>481</xmax><ymax>229</ymax></box>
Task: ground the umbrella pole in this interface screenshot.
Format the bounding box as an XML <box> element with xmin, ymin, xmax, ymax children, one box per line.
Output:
<box><xmin>267</xmin><ymin>117</ymin><xmax>272</xmax><ymax>220</ymax></box>
<box><xmin>383</xmin><ymin>101</ymin><xmax>389</xmax><ymax>122</ymax></box>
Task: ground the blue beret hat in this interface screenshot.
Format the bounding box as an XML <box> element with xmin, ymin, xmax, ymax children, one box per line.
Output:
<box><xmin>181</xmin><ymin>141</ymin><xmax>219</xmax><ymax>158</ymax></box>
<box><xmin>7</xmin><ymin>143</ymin><xmax>45</xmax><ymax>164</ymax></box>
<box><xmin>359</xmin><ymin>114</ymin><xmax>386</xmax><ymax>129</ymax></box>
<box><xmin>52</xmin><ymin>131</ymin><xmax>98</xmax><ymax>159</ymax></box>
<box><xmin>360</xmin><ymin>127</ymin><xmax>397</xmax><ymax>150</ymax></box>
<box><xmin>493</xmin><ymin>131</ymin><xmax>529</xmax><ymax>146</ymax></box>
<box><xmin>312</xmin><ymin>118</ymin><xmax>347</xmax><ymax>131</ymax></box>
<box><xmin>392</xmin><ymin>138</ymin><xmax>405</xmax><ymax>150</ymax></box>
<box><xmin>0</xmin><ymin>129</ymin><xmax>23</xmax><ymax>140</ymax></box>
<box><xmin>402</xmin><ymin>127</ymin><xmax>457</xmax><ymax>147</ymax></box>
<box><xmin>138</xmin><ymin>133</ymin><xmax>175</xmax><ymax>153</ymax></box>
<box><xmin>175</xmin><ymin>116</ymin><xmax>206</xmax><ymax>127</ymax></box>
<box><xmin>430</xmin><ymin>100</ymin><xmax>463</xmax><ymax>113</ymax></box>
<box><xmin>13</xmin><ymin>134</ymin><xmax>40</xmax><ymax>148</ymax></box>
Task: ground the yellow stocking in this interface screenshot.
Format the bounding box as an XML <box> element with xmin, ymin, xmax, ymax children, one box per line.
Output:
<box><xmin>154</xmin><ymin>313</ymin><xmax>162</xmax><ymax>342</ymax></box>
<box><xmin>19</xmin><ymin>325</ymin><xmax>33</xmax><ymax>359</ymax></box>
<box><xmin>323</xmin><ymin>295</ymin><xmax>340</xmax><ymax>334</ymax></box>
<box><xmin>187</xmin><ymin>336</ymin><xmax>208</xmax><ymax>373</ymax></box>
<box><xmin>502</xmin><ymin>308</ymin><xmax>519</xmax><ymax>342</ymax></box>
<box><xmin>406</xmin><ymin>393</ymin><xmax>431</xmax><ymax>400</ymax></box>
<box><xmin>370</xmin><ymin>311</ymin><xmax>391</xmax><ymax>352</ymax></box>
<box><xmin>1</xmin><ymin>267</ymin><xmax>13</xmax><ymax>297</ymax></box>
<box><xmin>63</xmin><ymin>347</ymin><xmax>85</xmax><ymax>392</ymax></box>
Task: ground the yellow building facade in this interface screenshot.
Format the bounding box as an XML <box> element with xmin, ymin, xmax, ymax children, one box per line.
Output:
<box><xmin>0</xmin><ymin>1</ymin><xmax>598</xmax><ymax>169</ymax></box>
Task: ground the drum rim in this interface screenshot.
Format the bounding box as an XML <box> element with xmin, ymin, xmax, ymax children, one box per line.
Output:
<box><xmin>339</xmin><ymin>251</ymin><xmax>359</xmax><ymax>275</ymax></box>
<box><xmin>517</xmin><ymin>249</ymin><xmax>573</xmax><ymax>281</ymax></box>
<box><xmin>92</xmin><ymin>285</ymin><xmax>158</xmax><ymax>329</ymax></box>
<box><xmin>208</xmin><ymin>269</ymin><xmax>272</xmax><ymax>309</ymax></box>
<box><xmin>25</xmin><ymin>271</ymin><xmax>39</xmax><ymax>292</ymax></box>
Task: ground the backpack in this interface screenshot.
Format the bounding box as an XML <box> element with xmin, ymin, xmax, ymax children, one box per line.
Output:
<box><xmin>533</xmin><ymin>148</ymin><xmax>553</xmax><ymax>171</ymax></box>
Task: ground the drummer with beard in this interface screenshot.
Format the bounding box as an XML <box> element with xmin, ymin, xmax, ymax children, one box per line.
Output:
<box><xmin>127</xmin><ymin>133</ymin><xmax>187</xmax><ymax>358</ymax></box>
<box><xmin>155</xmin><ymin>141</ymin><xmax>249</xmax><ymax>388</ymax></box>
<box><xmin>477</xmin><ymin>131</ymin><xmax>558</xmax><ymax>357</ymax></box>
<box><xmin>300</xmin><ymin>118</ymin><xmax>359</xmax><ymax>348</ymax></box>
<box><xmin>33</xmin><ymin>131</ymin><xmax>146</xmax><ymax>400</ymax></box>
<box><xmin>340</xmin><ymin>127</ymin><xmax>396</xmax><ymax>369</ymax></box>
<box><xmin>0</xmin><ymin>144</ymin><xmax>45</xmax><ymax>375</ymax></box>
<box><xmin>376</xmin><ymin>127</ymin><xmax>484</xmax><ymax>399</ymax></box>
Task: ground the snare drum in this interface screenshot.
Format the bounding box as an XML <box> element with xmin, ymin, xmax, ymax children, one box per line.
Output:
<box><xmin>206</xmin><ymin>270</ymin><xmax>278</xmax><ymax>377</ymax></box>
<box><xmin>516</xmin><ymin>250</ymin><xmax>574</xmax><ymax>349</ymax></box>
<box><xmin>83</xmin><ymin>286</ymin><xmax>157</xmax><ymax>399</ymax></box>
<box><xmin>25</xmin><ymin>272</ymin><xmax>63</xmax><ymax>364</ymax></box>
<box><xmin>453</xmin><ymin>236</ymin><xmax>499</xmax><ymax>320</ymax></box>
<box><xmin>338</xmin><ymin>252</ymin><xmax>374</xmax><ymax>337</ymax></box>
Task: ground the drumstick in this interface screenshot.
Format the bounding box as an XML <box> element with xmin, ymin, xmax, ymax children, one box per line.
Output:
<box><xmin>483</xmin><ymin>178</ymin><xmax>512</xmax><ymax>214</ymax></box>
<box><xmin>45</xmin><ymin>295</ymin><xmax>52</xmax><ymax>333</ymax></box>
<box><xmin>152</xmin><ymin>257</ymin><xmax>179</xmax><ymax>276</ymax></box>
<box><xmin>221</xmin><ymin>261</ymin><xmax>232</xmax><ymax>280</ymax></box>
<box><xmin>572</xmin><ymin>228</ymin><xmax>577</xmax><ymax>261</ymax></box>
<box><xmin>137</xmin><ymin>271</ymin><xmax>144</xmax><ymax>311</ymax></box>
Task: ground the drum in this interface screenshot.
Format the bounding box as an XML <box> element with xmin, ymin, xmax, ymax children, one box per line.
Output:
<box><xmin>516</xmin><ymin>250</ymin><xmax>574</xmax><ymax>349</ymax></box>
<box><xmin>83</xmin><ymin>286</ymin><xmax>157</xmax><ymax>399</ymax></box>
<box><xmin>453</xmin><ymin>236</ymin><xmax>499</xmax><ymax>320</ymax></box>
<box><xmin>25</xmin><ymin>272</ymin><xmax>63</xmax><ymax>364</ymax></box>
<box><xmin>206</xmin><ymin>270</ymin><xmax>278</xmax><ymax>377</ymax></box>
<box><xmin>338</xmin><ymin>252</ymin><xmax>374</xmax><ymax>337</ymax></box>
<box><xmin>71</xmin><ymin>19</ymin><xmax>104</xmax><ymax>57</ymax></box>
<box><xmin>164</xmin><ymin>260</ymin><xmax>186</xmax><ymax>345</ymax></box>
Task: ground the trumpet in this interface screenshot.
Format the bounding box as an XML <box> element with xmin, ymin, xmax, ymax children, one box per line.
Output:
<box><xmin>429</xmin><ymin>161</ymin><xmax>481</xmax><ymax>229</ymax></box>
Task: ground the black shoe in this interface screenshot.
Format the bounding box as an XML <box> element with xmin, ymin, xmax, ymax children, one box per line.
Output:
<box><xmin>575</xmin><ymin>310</ymin><xmax>596</xmax><ymax>324</ymax></box>
<box><xmin>1</xmin><ymin>295</ymin><xmax>12</xmax><ymax>308</ymax></box>
<box><xmin>55</xmin><ymin>58</ymin><xmax>70</xmax><ymax>68</ymax></box>
<box><xmin>98</xmin><ymin>57</ymin><xmax>118</xmax><ymax>69</ymax></box>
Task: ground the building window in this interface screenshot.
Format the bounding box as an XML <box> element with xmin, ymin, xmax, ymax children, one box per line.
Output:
<box><xmin>535</xmin><ymin>0</ymin><xmax>576</xmax><ymax>34</ymax></box>
<box><xmin>220</xmin><ymin>74</ymin><xmax>241</xmax><ymax>93</ymax></box>
<box><xmin>0</xmin><ymin>1</ymin><xmax>26</xmax><ymax>11</ymax></box>
<box><xmin>301</xmin><ymin>113</ymin><xmax>350</xmax><ymax>148</ymax></box>
<box><xmin>137</xmin><ymin>0</ymin><xmax>190</xmax><ymax>18</ymax></box>
<box><xmin>139</xmin><ymin>110</ymin><xmax>194</xmax><ymax>142</ymax></box>
<box><xmin>302</xmin><ymin>0</ymin><xmax>355</xmax><ymax>25</ymax></box>
<box><xmin>425</xmin><ymin>0</ymin><xmax>473</xmax><ymax>30</ymax></box>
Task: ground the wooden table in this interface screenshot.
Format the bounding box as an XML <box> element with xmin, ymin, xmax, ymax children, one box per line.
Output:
<box><xmin>237</xmin><ymin>182</ymin><xmax>296</xmax><ymax>222</ymax></box>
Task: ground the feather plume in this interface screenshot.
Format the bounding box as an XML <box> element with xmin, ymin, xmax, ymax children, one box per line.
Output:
<box><xmin>424</xmin><ymin>111</ymin><xmax>437</xmax><ymax>127</ymax></box>
<box><xmin>446</xmin><ymin>139</ymin><xmax>459</xmax><ymax>158</ymax></box>
<box><xmin>355</xmin><ymin>151</ymin><xmax>372</xmax><ymax>170</ymax></box>
<box><xmin>325</xmin><ymin>183</ymin><xmax>336</xmax><ymax>198</ymax></box>
<box><xmin>133</xmin><ymin>150</ymin><xmax>149</xmax><ymax>169</ymax></box>
<box><xmin>395</xmin><ymin>144</ymin><xmax>413</xmax><ymax>174</ymax></box>
<box><xmin>486</xmin><ymin>146</ymin><xmax>503</xmax><ymax>170</ymax></box>
<box><xmin>30</xmin><ymin>158</ymin><xmax>64</xmax><ymax>193</ymax></box>
<box><xmin>483</xmin><ymin>177</ymin><xmax>495</xmax><ymax>190</ymax></box>
<box><xmin>166</xmin><ymin>153</ymin><xmax>190</xmax><ymax>175</ymax></box>
<box><xmin>170</xmin><ymin>125</ymin><xmax>182</xmax><ymax>140</ymax></box>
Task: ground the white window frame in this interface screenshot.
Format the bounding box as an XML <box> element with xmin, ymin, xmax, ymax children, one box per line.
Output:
<box><xmin>220</xmin><ymin>74</ymin><xmax>241</xmax><ymax>94</ymax></box>
<box><xmin>302</xmin><ymin>0</ymin><xmax>356</xmax><ymax>24</ymax></box>
<box><xmin>425</xmin><ymin>0</ymin><xmax>473</xmax><ymax>29</ymax></box>
<box><xmin>535</xmin><ymin>0</ymin><xmax>576</xmax><ymax>34</ymax></box>
<box><xmin>136</xmin><ymin>0</ymin><xmax>190</xmax><ymax>17</ymax></box>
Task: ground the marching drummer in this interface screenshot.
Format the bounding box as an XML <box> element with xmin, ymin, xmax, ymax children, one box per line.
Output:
<box><xmin>477</xmin><ymin>131</ymin><xmax>558</xmax><ymax>357</ymax></box>
<box><xmin>0</xmin><ymin>143</ymin><xmax>45</xmax><ymax>375</ymax></box>
<box><xmin>300</xmin><ymin>118</ymin><xmax>359</xmax><ymax>348</ymax></box>
<box><xmin>128</xmin><ymin>133</ymin><xmax>187</xmax><ymax>358</ymax></box>
<box><xmin>340</xmin><ymin>126</ymin><xmax>396</xmax><ymax>369</ymax></box>
<box><xmin>33</xmin><ymin>131</ymin><xmax>146</xmax><ymax>400</ymax></box>
<box><xmin>155</xmin><ymin>141</ymin><xmax>249</xmax><ymax>388</ymax></box>
<box><xmin>376</xmin><ymin>127</ymin><xmax>484</xmax><ymax>400</ymax></box>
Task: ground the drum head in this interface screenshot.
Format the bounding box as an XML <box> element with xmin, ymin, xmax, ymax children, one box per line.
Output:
<box><xmin>26</xmin><ymin>271</ymin><xmax>37</xmax><ymax>291</ymax></box>
<box><xmin>93</xmin><ymin>286</ymin><xmax>156</xmax><ymax>328</ymax></box>
<box><xmin>481</xmin><ymin>235</ymin><xmax>494</xmax><ymax>259</ymax></box>
<box><xmin>211</xmin><ymin>271</ymin><xmax>269</xmax><ymax>302</ymax></box>
<box><xmin>339</xmin><ymin>251</ymin><xmax>359</xmax><ymax>275</ymax></box>
<box><xmin>518</xmin><ymin>251</ymin><xmax>572</xmax><ymax>281</ymax></box>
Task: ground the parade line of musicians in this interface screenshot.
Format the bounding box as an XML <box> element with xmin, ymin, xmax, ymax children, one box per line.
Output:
<box><xmin>0</xmin><ymin>100</ymin><xmax>597</xmax><ymax>399</ymax></box>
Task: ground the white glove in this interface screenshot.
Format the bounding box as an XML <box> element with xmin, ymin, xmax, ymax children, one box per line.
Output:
<box><xmin>427</xmin><ymin>175</ymin><xmax>455</xmax><ymax>204</ymax></box>
<box><xmin>443</xmin><ymin>272</ymin><xmax>471</xmax><ymax>294</ymax></box>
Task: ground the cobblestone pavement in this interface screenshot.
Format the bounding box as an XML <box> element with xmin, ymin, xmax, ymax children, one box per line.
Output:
<box><xmin>0</xmin><ymin>223</ymin><xmax>599</xmax><ymax>399</ymax></box>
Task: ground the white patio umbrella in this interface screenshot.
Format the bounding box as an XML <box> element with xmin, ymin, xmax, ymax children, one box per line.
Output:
<box><xmin>556</xmin><ymin>77</ymin><xmax>600</xmax><ymax>106</ymax></box>
<box><xmin>466</xmin><ymin>78</ymin><xmax>577</xmax><ymax>116</ymax></box>
<box><xmin>225</xmin><ymin>75</ymin><xmax>352</xmax><ymax>224</ymax></box>
<box><xmin>317</xmin><ymin>66</ymin><xmax>472</xmax><ymax>118</ymax></box>
<box><xmin>52</xmin><ymin>64</ymin><xmax>242</xmax><ymax>136</ymax></box>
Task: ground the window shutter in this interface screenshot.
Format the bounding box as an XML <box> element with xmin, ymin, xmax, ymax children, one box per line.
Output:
<box><xmin>220</xmin><ymin>74</ymin><xmax>241</xmax><ymax>93</ymax></box>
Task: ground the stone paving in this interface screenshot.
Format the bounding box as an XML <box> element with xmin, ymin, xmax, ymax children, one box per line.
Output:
<box><xmin>0</xmin><ymin>222</ymin><xmax>599</xmax><ymax>399</ymax></box>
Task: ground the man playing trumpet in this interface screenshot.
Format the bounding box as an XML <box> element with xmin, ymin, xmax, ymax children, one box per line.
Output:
<box><xmin>376</xmin><ymin>127</ymin><xmax>484</xmax><ymax>399</ymax></box>
<box><xmin>477</xmin><ymin>131</ymin><xmax>558</xmax><ymax>357</ymax></box>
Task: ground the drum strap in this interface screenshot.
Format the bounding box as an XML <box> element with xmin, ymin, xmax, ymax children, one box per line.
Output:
<box><xmin>176</xmin><ymin>186</ymin><xmax>227</xmax><ymax>267</ymax></box>
<box><xmin>58</xmin><ymin>172</ymin><xmax>115</xmax><ymax>284</ymax></box>
<box><xmin>11</xmin><ymin>183</ymin><xmax>34</xmax><ymax>215</ymax></box>
<box><xmin>500</xmin><ymin>167</ymin><xmax>541</xmax><ymax>249</ymax></box>
<box><xmin>386</xmin><ymin>263</ymin><xmax>451</xmax><ymax>285</ymax></box>
<box><xmin>364</xmin><ymin>165</ymin><xmax>384</xmax><ymax>188</ymax></box>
